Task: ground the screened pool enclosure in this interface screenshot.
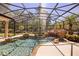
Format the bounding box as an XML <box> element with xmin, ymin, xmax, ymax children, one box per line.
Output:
<box><xmin>0</xmin><ymin>3</ymin><xmax>79</xmax><ymax>56</ymax></box>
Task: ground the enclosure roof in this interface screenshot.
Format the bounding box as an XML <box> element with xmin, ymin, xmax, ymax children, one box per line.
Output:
<box><xmin>0</xmin><ymin>3</ymin><xmax>79</xmax><ymax>22</ymax></box>
<box><xmin>0</xmin><ymin>13</ymin><xmax>14</xmax><ymax>20</ymax></box>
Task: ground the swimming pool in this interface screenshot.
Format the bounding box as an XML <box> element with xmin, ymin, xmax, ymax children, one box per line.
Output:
<box><xmin>0</xmin><ymin>38</ymin><xmax>39</xmax><ymax>56</ymax></box>
<box><xmin>0</xmin><ymin>37</ymin><xmax>54</xmax><ymax>56</ymax></box>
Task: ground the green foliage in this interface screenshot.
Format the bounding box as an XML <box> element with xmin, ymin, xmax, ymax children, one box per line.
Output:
<box><xmin>19</xmin><ymin>25</ymin><xmax>24</xmax><ymax>30</ymax></box>
<box><xmin>65</xmin><ymin>34</ymin><xmax>79</xmax><ymax>42</ymax></box>
<box><xmin>4</xmin><ymin>38</ymin><xmax>17</xmax><ymax>43</ymax></box>
<box><xmin>22</xmin><ymin>33</ymin><xmax>29</xmax><ymax>39</ymax></box>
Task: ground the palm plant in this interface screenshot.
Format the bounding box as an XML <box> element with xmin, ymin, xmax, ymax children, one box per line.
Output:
<box><xmin>66</xmin><ymin>15</ymin><xmax>77</xmax><ymax>35</ymax></box>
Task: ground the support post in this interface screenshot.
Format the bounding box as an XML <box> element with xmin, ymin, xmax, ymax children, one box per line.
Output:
<box><xmin>71</xmin><ymin>43</ymin><xmax>73</xmax><ymax>56</ymax></box>
<box><xmin>4</xmin><ymin>21</ymin><xmax>9</xmax><ymax>38</ymax></box>
<box><xmin>13</xmin><ymin>21</ymin><xmax>16</xmax><ymax>36</ymax></box>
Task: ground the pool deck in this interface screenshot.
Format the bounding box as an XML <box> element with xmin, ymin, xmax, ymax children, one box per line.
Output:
<box><xmin>0</xmin><ymin>34</ymin><xmax>24</xmax><ymax>42</ymax></box>
<box><xmin>0</xmin><ymin>33</ymin><xmax>36</xmax><ymax>42</ymax></box>
<box><xmin>32</xmin><ymin>41</ymin><xmax>79</xmax><ymax>56</ymax></box>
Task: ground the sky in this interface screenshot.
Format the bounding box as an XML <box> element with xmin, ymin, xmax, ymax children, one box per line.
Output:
<box><xmin>10</xmin><ymin>3</ymin><xmax>79</xmax><ymax>13</ymax></box>
<box><xmin>8</xmin><ymin>3</ymin><xmax>79</xmax><ymax>22</ymax></box>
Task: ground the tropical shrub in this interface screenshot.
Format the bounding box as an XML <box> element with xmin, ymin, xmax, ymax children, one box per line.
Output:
<box><xmin>65</xmin><ymin>34</ymin><xmax>79</xmax><ymax>42</ymax></box>
<box><xmin>22</xmin><ymin>33</ymin><xmax>29</xmax><ymax>39</ymax></box>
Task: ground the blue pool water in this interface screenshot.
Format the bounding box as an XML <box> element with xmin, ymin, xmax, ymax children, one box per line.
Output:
<box><xmin>0</xmin><ymin>37</ymin><xmax>54</xmax><ymax>56</ymax></box>
<box><xmin>39</xmin><ymin>37</ymin><xmax>55</xmax><ymax>44</ymax></box>
<box><xmin>0</xmin><ymin>39</ymin><xmax>39</xmax><ymax>56</ymax></box>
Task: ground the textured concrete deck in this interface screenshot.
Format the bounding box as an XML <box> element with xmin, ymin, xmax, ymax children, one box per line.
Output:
<box><xmin>34</xmin><ymin>42</ymin><xmax>79</xmax><ymax>56</ymax></box>
<box><xmin>0</xmin><ymin>34</ymin><xmax>24</xmax><ymax>42</ymax></box>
